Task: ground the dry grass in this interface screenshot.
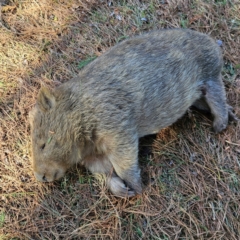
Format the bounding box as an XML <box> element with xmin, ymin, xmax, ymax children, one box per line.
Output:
<box><xmin>0</xmin><ymin>0</ymin><xmax>240</xmax><ymax>239</ymax></box>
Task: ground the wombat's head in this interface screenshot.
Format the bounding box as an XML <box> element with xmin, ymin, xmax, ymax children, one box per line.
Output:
<box><xmin>29</xmin><ymin>87</ymin><xmax>81</xmax><ymax>182</ymax></box>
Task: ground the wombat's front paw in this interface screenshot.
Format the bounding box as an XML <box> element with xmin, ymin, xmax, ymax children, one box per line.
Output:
<box><xmin>108</xmin><ymin>176</ymin><xmax>137</xmax><ymax>197</ymax></box>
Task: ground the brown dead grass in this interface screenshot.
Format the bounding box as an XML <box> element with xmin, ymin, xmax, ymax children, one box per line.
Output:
<box><xmin>0</xmin><ymin>0</ymin><xmax>240</xmax><ymax>239</ymax></box>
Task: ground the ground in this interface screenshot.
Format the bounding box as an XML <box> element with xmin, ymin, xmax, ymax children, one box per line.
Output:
<box><xmin>0</xmin><ymin>0</ymin><xmax>240</xmax><ymax>239</ymax></box>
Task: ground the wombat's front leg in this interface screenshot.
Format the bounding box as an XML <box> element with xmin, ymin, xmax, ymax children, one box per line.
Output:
<box><xmin>107</xmin><ymin>135</ymin><xmax>142</xmax><ymax>196</ymax></box>
<box><xmin>84</xmin><ymin>155</ymin><xmax>136</xmax><ymax>197</ymax></box>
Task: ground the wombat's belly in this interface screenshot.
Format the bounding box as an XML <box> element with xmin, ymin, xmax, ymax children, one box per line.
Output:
<box><xmin>135</xmin><ymin>84</ymin><xmax>201</xmax><ymax>137</ymax></box>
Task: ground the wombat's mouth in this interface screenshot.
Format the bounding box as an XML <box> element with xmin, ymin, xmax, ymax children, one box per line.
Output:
<box><xmin>34</xmin><ymin>170</ymin><xmax>65</xmax><ymax>182</ymax></box>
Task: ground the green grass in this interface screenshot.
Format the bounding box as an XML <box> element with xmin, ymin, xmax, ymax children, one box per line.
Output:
<box><xmin>0</xmin><ymin>212</ymin><xmax>5</xmax><ymax>228</ymax></box>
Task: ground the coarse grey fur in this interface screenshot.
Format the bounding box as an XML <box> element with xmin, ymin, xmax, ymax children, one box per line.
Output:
<box><xmin>29</xmin><ymin>29</ymin><xmax>238</xmax><ymax>197</ymax></box>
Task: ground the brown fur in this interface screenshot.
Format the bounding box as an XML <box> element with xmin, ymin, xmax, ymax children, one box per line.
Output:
<box><xmin>29</xmin><ymin>29</ymin><xmax>238</xmax><ymax>197</ymax></box>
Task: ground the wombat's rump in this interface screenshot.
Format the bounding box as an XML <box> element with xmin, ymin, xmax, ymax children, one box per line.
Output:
<box><xmin>29</xmin><ymin>29</ymin><xmax>237</xmax><ymax>197</ymax></box>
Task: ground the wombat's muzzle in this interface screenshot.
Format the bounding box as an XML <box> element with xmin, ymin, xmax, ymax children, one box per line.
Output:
<box><xmin>34</xmin><ymin>170</ymin><xmax>65</xmax><ymax>182</ymax></box>
<box><xmin>34</xmin><ymin>172</ymin><xmax>49</xmax><ymax>182</ymax></box>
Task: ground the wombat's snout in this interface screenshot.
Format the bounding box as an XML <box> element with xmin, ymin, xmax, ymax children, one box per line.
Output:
<box><xmin>34</xmin><ymin>169</ymin><xmax>66</xmax><ymax>182</ymax></box>
<box><xmin>34</xmin><ymin>172</ymin><xmax>49</xmax><ymax>182</ymax></box>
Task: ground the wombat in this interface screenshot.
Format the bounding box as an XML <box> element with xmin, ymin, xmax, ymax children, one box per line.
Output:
<box><xmin>29</xmin><ymin>29</ymin><xmax>238</xmax><ymax>197</ymax></box>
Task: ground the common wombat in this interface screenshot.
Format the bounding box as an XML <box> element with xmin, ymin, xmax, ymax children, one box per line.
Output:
<box><xmin>29</xmin><ymin>29</ymin><xmax>238</xmax><ymax>197</ymax></box>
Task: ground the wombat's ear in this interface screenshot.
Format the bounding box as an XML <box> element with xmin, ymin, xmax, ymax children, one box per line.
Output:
<box><xmin>37</xmin><ymin>86</ymin><xmax>56</xmax><ymax>112</ymax></box>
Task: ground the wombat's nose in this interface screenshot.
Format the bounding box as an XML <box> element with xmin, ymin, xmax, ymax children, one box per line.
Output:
<box><xmin>34</xmin><ymin>172</ymin><xmax>48</xmax><ymax>182</ymax></box>
<box><xmin>42</xmin><ymin>175</ymin><xmax>48</xmax><ymax>182</ymax></box>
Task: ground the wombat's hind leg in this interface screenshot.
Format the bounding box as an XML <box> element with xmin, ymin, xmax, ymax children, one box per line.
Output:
<box><xmin>204</xmin><ymin>78</ymin><xmax>237</xmax><ymax>132</ymax></box>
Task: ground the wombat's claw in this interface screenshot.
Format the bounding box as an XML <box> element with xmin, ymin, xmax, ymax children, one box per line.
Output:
<box><xmin>228</xmin><ymin>106</ymin><xmax>238</xmax><ymax>122</ymax></box>
<box><xmin>108</xmin><ymin>176</ymin><xmax>136</xmax><ymax>197</ymax></box>
<box><xmin>229</xmin><ymin>112</ymin><xmax>239</xmax><ymax>122</ymax></box>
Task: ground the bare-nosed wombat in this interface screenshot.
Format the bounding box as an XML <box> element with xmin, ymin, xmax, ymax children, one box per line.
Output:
<box><xmin>29</xmin><ymin>29</ymin><xmax>238</xmax><ymax>197</ymax></box>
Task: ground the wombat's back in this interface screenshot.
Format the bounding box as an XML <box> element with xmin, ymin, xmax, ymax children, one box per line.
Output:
<box><xmin>65</xmin><ymin>29</ymin><xmax>223</xmax><ymax>137</ymax></box>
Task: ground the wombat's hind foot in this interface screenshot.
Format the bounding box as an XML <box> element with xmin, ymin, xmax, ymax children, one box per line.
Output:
<box><xmin>213</xmin><ymin>104</ymin><xmax>238</xmax><ymax>133</ymax></box>
<box><xmin>213</xmin><ymin>119</ymin><xmax>228</xmax><ymax>133</ymax></box>
<box><xmin>193</xmin><ymin>98</ymin><xmax>238</xmax><ymax>132</ymax></box>
<box><xmin>108</xmin><ymin>175</ymin><xmax>136</xmax><ymax>197</ymax></box>
<box><xmin>227</xmin><ymin>104</ymin><xmax>238</xmax><ymax>122</ymax></box>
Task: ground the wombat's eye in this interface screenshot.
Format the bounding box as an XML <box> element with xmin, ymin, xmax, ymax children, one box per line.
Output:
<box><xmin>40</xmin><ymin>143</ymin><xmax>46</xmax><ymax>150</ymax></box>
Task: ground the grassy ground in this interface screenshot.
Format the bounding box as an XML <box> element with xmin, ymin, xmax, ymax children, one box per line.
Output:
<box><xmin>0</xmin><ymin>0</ymin><xmax>240</xmax><ymax>239</ymax></box>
